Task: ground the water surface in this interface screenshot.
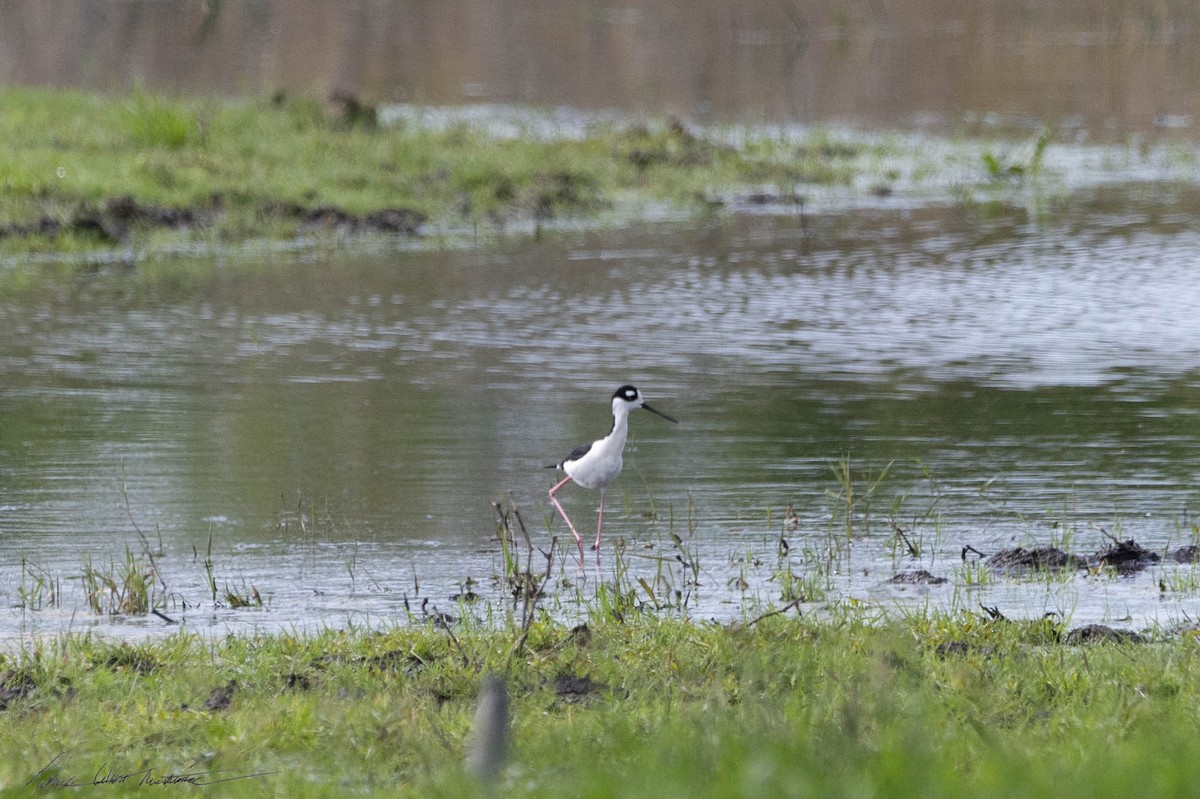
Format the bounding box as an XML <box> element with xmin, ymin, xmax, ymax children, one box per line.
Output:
<box><xmin>6</xmin><ymin>179</ymin><xmax>1200</xmax><ymax>641</ymax></box>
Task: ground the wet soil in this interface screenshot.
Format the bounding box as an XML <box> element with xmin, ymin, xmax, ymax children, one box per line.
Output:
<box><xmin>1170</xmin><ymin>545</ymin><xmax>1200</xmax><ymax>563</ymax></box>
<box><xmin>553</xmin><ymin>672</ymin><xmax>605</xmax><ymax>700</ymax></box>
<box><xmin>0</xmin><ymin>195</ymin><xmax>426</xmax><ymax>244</ymax></box>
<box><xmin>1064</xmin><ymin>624</ymin><xmax>1147</xmax><ymax>645</ymax></box>
<box><xmin>263</xmin><ymin>201</ymin><xmax>426</xmax><ymax>235</ymax></box>
<box><xmin>0</xmin><ymin>670</ymin><xmax>36</xmax><ymax>710</ymax></box>
<box><xmin>984</xmin><ymin>546</ymin><xmax>1088</xmax><ymax>573</ymax></box>
<box><xmin>201</xmin><ymin>679</ymin><xmax>237</xmax><ymax>711</ymax></box>
<box><xmin>888</xmin><ymin>570</ymin><xmax>949</xmax><ymax>585</ymax></box>
<box><xmin>983</xmin><ymin>539</ymin><xmax>1164</xmax><ymax>574</ymax></box>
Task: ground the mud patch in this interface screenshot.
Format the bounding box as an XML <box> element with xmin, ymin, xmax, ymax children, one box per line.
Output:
<box><xmin>0</xmin><ymin>669</ymin><xmax>36</xmax><ymax>710</ymax></box>
<box><xmin>1093</xmin><ymin>539</ymin><xmax>1160</xmax><ymax>573</ymax></box>
<box><xmin>982</xmin><ymin>538</ymin><xmax>1161</xmax><ymax>575</ymax></box>
<box><xmin>1065</xmin><ymin>625</ymin><xmax>1146</xmax><ymax>645</ymax></box>
<box><xmin>1170</xmin><ymin>545</ymin><xmax>1200</xmax><ymax>563</ymax></box>
<box><xmin>265</xmin><ymin>201</ymin><xmax>426</xmax><ymax>235</ymax></box>
<box><xmin>985</xmin><ymin>546</ymin><xmax>1086</xmax><ymax>573</ymax></box>
<box><xmin>0</xmin><ymin>195</ymin><xmax>201</xmax><ymax>243</ymax></box>
<box><xmin>553</xmin><ymin>673</ymin><xmax>605</xmax><ymax>700</ymax></box>
<box><xmin>888</xmin><ymin>569</ymin><xmax>949</xmax><ymax>585</ymax></box>
<box><xmin>201</xmin><ymin>680</ymin><xmax>237</xmax><ymax>711</ymax></box>
<box><xmin>569</xmin><ymin>623</ymin><xmax>592</xmax><ymax>647</ymax></box>
<box><xmin>0</xmin><ymin>195</ymin><xmax>426</xmax><ymax>244</ymax></box>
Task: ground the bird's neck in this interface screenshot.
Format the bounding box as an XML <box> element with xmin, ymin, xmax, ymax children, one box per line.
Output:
<box><xmin>604</xmin><ymin>407</ymin><xmax>631</xmax><ymax>447</ymax></box>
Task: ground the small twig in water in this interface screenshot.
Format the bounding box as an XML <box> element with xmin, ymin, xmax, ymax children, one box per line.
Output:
<box><xmin>747</xmin><ymin>598</ymin><xmax>803</xmax><ymax>627</ymax></box>
<box><xmin>1091</xmin><ymin>523</ymin><xmax>1121</xmax><ymax>545</ymax></box>
<box><xmin>893</xmin><ymin>524</ymin><xmax>919</xmax><ymax>559</ymax></box>
<box><xmin>980</xmin><ymin>604</ymin><xmax>1006</xmax><ymax>621</ymax></box>
<box><xmin>961</xmin><ymin>545</ymin><xmax>987</xmax><ymax>561</ymax></box>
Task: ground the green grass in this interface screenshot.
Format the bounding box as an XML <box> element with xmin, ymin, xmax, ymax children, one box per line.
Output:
<box><xmin>0</xmin><ymin>86</ymin><xmax>870</xmax><ymax>256</ymax></box>
<box><xmin>1</xmin><ymin>609</ymin><xmax>1198</xmax><ymax>797</ymax></box>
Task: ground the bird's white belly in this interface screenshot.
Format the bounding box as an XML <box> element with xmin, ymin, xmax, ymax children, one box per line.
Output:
<box><xmin>565</xmin><ymin>451</ymin><xmax>623</xmax><ymax>490</ymax></box>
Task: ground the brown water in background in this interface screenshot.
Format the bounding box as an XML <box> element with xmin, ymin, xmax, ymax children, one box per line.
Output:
<box><xmin>1</xmin><ymin>0</ymin><xmax>1197</xmax><ymax>138</ymax></box>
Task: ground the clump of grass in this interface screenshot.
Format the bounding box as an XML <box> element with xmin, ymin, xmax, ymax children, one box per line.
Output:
<box><xmin>17</xmin><ymin>558</ymin><xmax>60</xmax><ymax>610</ymax></box>
<box><xmin>223</xmin><ymin>581</ymin><xmax>265</xmax><ymax>609</ymax></box>
<box><xmin>122</xmin><ymin>88</ymin><xmax>205</xmax><ymax>149</ymax></box>
<box><xmin>982</xmin><ymin>126</ymin><xmax>1052</xmax><ymax>181</ymax></box>
<box><xmin>826</xmin><ymin>454</ymin><xmax>894</xmax><ymax>541</ymax></box>
<box><xmin>614</xmin><ymin>117</ymin><xmax>727</xmax><ymax>173</ymax></box>
<box><xmin>80</xmin><ymin>548</ymin><xmax>159</xmax><ymax>616</ymax></box>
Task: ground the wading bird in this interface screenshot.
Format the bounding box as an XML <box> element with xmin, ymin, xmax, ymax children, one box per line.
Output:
<box><xmin>547</xmin><ymin>385</ymin><xmax>677</xmax><ymax>559</ymax></box>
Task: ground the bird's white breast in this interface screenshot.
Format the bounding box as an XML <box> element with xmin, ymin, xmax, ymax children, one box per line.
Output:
<box><xmin>564</xmin><ymin>427</ymin><xmax>627</xmax><ymax>490</ymax></box>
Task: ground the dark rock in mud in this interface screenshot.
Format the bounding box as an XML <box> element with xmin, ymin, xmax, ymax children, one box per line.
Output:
<box><xmin>1090</xmin><ymin>538</ymin><xmax>1160</xmax><ymax>573</ymax></box>
<box><xmin>985</xmin><ymin>546</ymin><xmax>1087</xmax><ymax>573</ymax></box>
<box><xmin>1065</xmin><ymin>624</ymin><xmax>1146</xmax><ymax>645</ymax></box>
<box><xmin>888</xmin><ymin>569</ymin><xmax>949</xmax><ymax>585</ymax></box>
<box><xmin>0</xmin><ymin>670</ymin><xmax>36</xmax><ymax>710</ymax></box>
<box><xmin>202</xmin><ymin>679</ymin><xmax>237</xmax><ymax>711</ymax></box>
<box><xmin>1170</xmin><ymin>545</ymin><xmax>1200</xmax><ymax>563</ymax></box>
<box><xmin>553</xmin><ymin>673</ymin><xmax>605</xmax><ymax>700</ymax></box>
<box><xmin>569</xmin><ymin>623</ymin><xmax>592</xmax><ymax>646</ymax></box>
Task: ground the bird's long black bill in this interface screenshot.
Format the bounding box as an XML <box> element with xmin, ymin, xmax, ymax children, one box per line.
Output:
<box><xmin>642</xmin><ymin>403</ymin><xmax>678</xmax><ymax>423</ymax></box>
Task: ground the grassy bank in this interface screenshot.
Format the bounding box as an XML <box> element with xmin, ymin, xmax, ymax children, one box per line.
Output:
<box><xmin>0</xmin><ymin>86</ymin><xmax>875</xmax><ymax>256</ymax></box>
<box><xmin>2</xmin><ymin>609</ymin><xmax>1198</xmax><ymax>797</ymax></box>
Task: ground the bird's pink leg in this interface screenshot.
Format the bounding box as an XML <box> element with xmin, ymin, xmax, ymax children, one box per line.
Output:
<box><xmin>549</xmin><ymin>475</ymin><xmax>586</xmax><ymax>562</ymax></box>
<box><xmin>593</xmin><ymin>488</ymin><xmax>605</xmax><ymax>553</ymax></box>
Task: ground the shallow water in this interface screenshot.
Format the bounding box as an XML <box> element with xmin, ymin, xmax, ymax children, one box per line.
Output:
<box><xmin>4</xmin><ymin>180</ymin><xmax>1200</xmax><ymax>642</ymax></box>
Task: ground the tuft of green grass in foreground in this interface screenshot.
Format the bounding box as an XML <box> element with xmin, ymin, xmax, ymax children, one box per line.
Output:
<box><xmin>2</xmin><ymin>610</ymin><xmax>1199</xmax><ymax>797</ymax></box>
<box><xmin>0</xmin><ymin>86</ymin><xmax>865</xmax><ymax>256</ymax></box>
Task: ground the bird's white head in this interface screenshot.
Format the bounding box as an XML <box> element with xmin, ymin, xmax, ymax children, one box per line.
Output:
<box><xmin>611</xmin><ymin>385</ymin><xmax>677</xmax><ymax>423</ymax></box>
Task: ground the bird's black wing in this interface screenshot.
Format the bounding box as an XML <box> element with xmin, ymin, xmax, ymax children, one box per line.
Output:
<box><xmin>547</xmin><ymin>441</ymin><xmax>592</xmax><ymax>469</ymax></box>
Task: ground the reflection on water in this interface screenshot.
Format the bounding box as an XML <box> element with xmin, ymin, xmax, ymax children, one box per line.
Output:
<box><xmin>2</xmin><ymin>0</ymin><xmax>1200</xmax><ymax>139</ymax></box>
<box><xmin>4</xmin><ymin>184</ymin><xmax>1200</xmax><ymax>640</ymax></box>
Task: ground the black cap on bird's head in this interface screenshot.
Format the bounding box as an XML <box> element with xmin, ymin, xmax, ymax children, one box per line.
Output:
<box><xmin>613</xmin><ymin>385</ymin><xmax>640</xmax><ymax>402</ymax></box>
<box><xmin>612</xmin><ymin>384</ymin><xmax>677</xmax><ymax>423</ymax></box>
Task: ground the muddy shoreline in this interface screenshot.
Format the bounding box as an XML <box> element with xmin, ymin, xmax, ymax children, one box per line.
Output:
<box><xmin>0</xmin><ymin>195</ymin><xmax>427</xmax><ymax>245</ymax></box>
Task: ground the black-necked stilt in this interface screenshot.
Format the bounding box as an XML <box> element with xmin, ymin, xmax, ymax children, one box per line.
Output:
<box><xmin>547</xmin><ymin>385</ymin><xmax>677</xmax><ymax>559</ymax></box>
